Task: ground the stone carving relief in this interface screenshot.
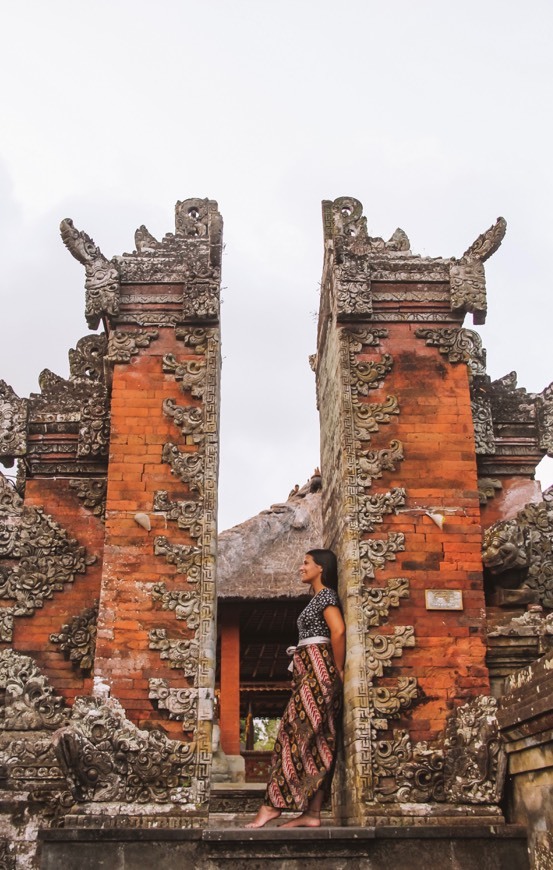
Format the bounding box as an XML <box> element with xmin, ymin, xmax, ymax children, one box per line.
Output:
<box><xmin>148</xmin><ymin>679</ymin><xmax>197</xmax><ymax>728</ymax></box>
<box><xmin>77</xmin><ymin>394</ymin><xmax>111</xmax><ymax>458</ymax></box>
<box><xmin>50</xmin><ymin>603</ymin><xmax>98</xmax><ymax>671</ymax></box>
<box><xmin>353</xmin><ymin>396</ymin><xmax>400</xmax><ymax>442</ymax></box>
<box><xmin>162</xmin><ymin>354</ymin><xmax>207</xmax><ymax>398</ymax></box>
<box><xmin>68</xmin><ymin>478</ymin><xmax>107</xmax><ymax>520</ymax></box>
<box><xmin>343</xmin><ymin>327</ymin><xmax>388</xmax><ymax>350</ymax></box>
<box><xmin>52</xmin><ymin>696</ymin><xmax>195</xmax><ymax>803</ymax></box>
<box><xmin>0</xmin><ymin>381</ymin><xmax>27</xmax><ymax>467</ymax></box>
<box><xmin>60</xmin><ymin>219</ymin><xmax>121</xmax><ymax>330</ymax></box>
<box><xmin>0</xmin><ymin>650</ymin><xmax>68</xmax><ymax>730</ymax></box>
<box><xmin>161</xmin><ymin>443</ymin><xmax>204</xmax><ymax>495</ymax></box>
<box><xmin>365</xmin><ymin>626</ymin><xmax>415</xmax><ymax>679</ymax></box>
<box><xmin>482</xmin><ymin>487</ymin><xmax>553</xmax><ymax>608</ymax></box>
<box><xmin>176</xmin><ymin>327</ymin><xmax>211</xmax><ymax>354</ymax></box>
<box><xmin>370</xmin><ymin>677</ymin><xmax>418</xmax><ymax>719</ymax></box>
<box><xmin>0</xmin><ymin>475</ymin><xmax>95</xmax><ymax>641</ymax></box>
<box><xmin>153</xmin><ymin>537</ymin><xmax>202</xmax><ymax>581</ymax></box>
<box><xmin>450</xmin><ymin>217</ymin><xmax>507</xmax><ymax>324</ymax></box>
<box><xmin>162</xmin><ymin>400</ymin><xmax>204</xmax><ymax>445</ymax></box>
<box><xmin>356</xmin><ymin>440</ymin><xmax>404</xmax><ymax>488</ymax></box>
<box><xmin>152</xmin><ymin>492</ymin><xmax>203</xmax><ymax>539</ymax></box>
<box><xmin>536</xmin><ymin>381</ymin><xmax>553</xmax><ymax>456</ymax></box>
<box><xmin>148</xmin><ymin>629</ymin><xmax>199</xmax><ymax>681</ymax></box>
<box><xmin>415</xmin><ymin>327</ymin><xmax>486</xmax><ymax>379</ymax></box>
<box><xmin>358</xmin><ymin>533</ymin><xmax>405</xmax><ymax>580</ymax></box>
<box><xmin>151</xmin><ymin>583</ymin><xmax>200</xmax><ymax>630</ymax></box>
<box><xmin>488</xmin><ymin>607</ymin><xmax>553</xmax><ymax>637</ymax></box>
<box><xmin>357</xmin><ymin>488</ymin><xmax>406</xmax><ymax>532</ymax></box>
<box><xmin>361</xmin><ymin>576</ymin><xmax>409</xmax><ymax>625</ymax></box>
<box><xmin>350</xmin><ymin>354</ymin><xmax>394</xmax><ymax>395</ymax></box>
<box><xmin>478</xmin><ymin>477</ymin><xmax>502</xmax><ymax>504</ymax></box>
<box><xmin>471</xmin><ymin>394</ymin><xmax>496</xmax><ymax>455</ymax></box>
<box><xmin>106</xmin><ymin>329</ymin><xmax>159</xmax><ymax>363</ymax></box>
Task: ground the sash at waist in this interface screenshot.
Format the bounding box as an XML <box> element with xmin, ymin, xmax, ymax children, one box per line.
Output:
<box><xmin>286</xmin><ymin>636</ymin><xmax>330</xmax><ymax>671</ymax></box>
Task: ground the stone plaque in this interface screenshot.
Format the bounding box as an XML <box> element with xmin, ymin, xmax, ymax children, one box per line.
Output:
<box><xmin>425</xmin><ymin>589</ymin><xmax>464</xmax><ymax>610</ymax></box>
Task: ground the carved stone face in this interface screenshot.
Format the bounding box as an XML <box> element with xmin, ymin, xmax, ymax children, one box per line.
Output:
<box><xmin>482</xmin><ymin>521</ymin><xmax>528</xmax><ymax>572</ymax></box>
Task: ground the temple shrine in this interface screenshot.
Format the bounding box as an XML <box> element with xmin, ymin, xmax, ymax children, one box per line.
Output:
<box><xmin>0</xmin><ymin>197</ymin><xmax>551</xmax><ymax>869</ymax></box>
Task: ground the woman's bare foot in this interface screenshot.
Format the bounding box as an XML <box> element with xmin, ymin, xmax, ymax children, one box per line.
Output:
<box><xmin>245</xmin><ymin>804</ymin><xmax>281</xmax><ymax>828</ymax></box>
<box><xmin>279</xmin><ymin>810</ymin><xmax>321</xmax><ymax>828</ymax></box>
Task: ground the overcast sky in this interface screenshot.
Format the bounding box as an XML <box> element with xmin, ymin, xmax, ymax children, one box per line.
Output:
<box><xmin>0</xmin><ymin>1</ymin><xmax>552</xmax><ymax>531</ymax></box>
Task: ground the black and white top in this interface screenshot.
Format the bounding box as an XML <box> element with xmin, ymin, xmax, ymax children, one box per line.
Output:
<box><xmin>297</xmin><ymin>588</ymin><xmax>340</xmax><ymax>641</ymax></box>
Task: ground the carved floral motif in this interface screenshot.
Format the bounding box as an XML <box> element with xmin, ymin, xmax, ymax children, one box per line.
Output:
<box><xmin>471</xmin><ymin>395</ymin><xmax>496</xmax><ymax>455</ymax></box>
<box><xmin>350</xmin><ymin>354</ymin><xmax>394</xmax><ymax>395</ymax></box>
<box><xmin>161</xmin><ymin>444</ymin><xmax>204</xmax><ymax>495</ymax></box>
<box><xmin>365</xmin><ymin>626</ymin><xmax>415</xmax><ymax>679</ymax></box>
<box><xmin>68</xmin><ymin>478</ymin><xmax>107</xmax><ymax>519</ymax></box>
<box><xmin>0</xmin><ymin>650</ymin><xmax>67</xmax><ymax>730</ymax></box>
<box><xmin>0</xmin><ymin>381</ymin><xmax>27</xmax><ymax>466</ymax></box>
<box><xmin>358</xmin><ymin>533</ymin><xmax>405</xmax><ymax>580</ymax></box>
<box><xmin>352</xmin><ymin>396</ymin><xmax>400</xmax><ymax>442</ymax></box>
<box><xmin>148</xmin><ymin>679</ymin><xmax>197</xmax><ymax>727</ymax></box>
<box><xmin>151</xmin><ymin>583</ymin><xmax>200</xmax><ymax>629</ymax></box>
<box><xmin>356</xmin><ymin>440</ymin><xmax>403</xmax><ymax>488</ymax></box>
<box><xmin>357</xmin><ymin>488</ymin><xmax>406</xmax><ymax>532</ymax></box>
<box><xmin>152</xmin><ymin>492</ymin><xmax>203</xmax><ymax>539</ymax></box>
<box><xmin>106</xmin><ymin>329</ymin><xmax>159</xmax><ymax>363</ymax></box>
<box><xmin>162</xmin><ymin>400</ymin><xmax>204</xmax><ymax>444</ymax></box>
<box><xmin>148</xmin><ymin>629</ymin><xmax>199</xmax><ymax>680</ymax></box>
<box><xmin>52</xmin><ymin>696</ymin><xmax>195</xmax><ymax>803</ymax></box>
<box><xmin>50</xmin><ymin>603</ymin><xmax>98</xmax><ymax>670</ymax></box>
<box><xmin>361</xmin><ymin>577</ymin><xmax>409</xmax><ymax>626</ymax></box>
<box><xmin>415</xmin><ymin>327</ymin><xmax>486</xmax><ymax>379</ymax></box>
<box><xmin>163</xmin><ymin>354</ymin><xmax>206</xmax><ymax>398</ymax></box>
<box><xmin>153</xmin><ymin>537</ymin><xmax>202</xmax><ymax>581</ymax></box>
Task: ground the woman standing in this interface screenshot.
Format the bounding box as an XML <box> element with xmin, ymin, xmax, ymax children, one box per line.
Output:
<box><xmin>247</xmin><ymin>548</ymin><xmax>345</xmax><ymax>828</ymax></box>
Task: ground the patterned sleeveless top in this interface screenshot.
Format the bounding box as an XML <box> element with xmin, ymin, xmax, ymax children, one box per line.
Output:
<box><xmin>297</xmin><ymin>587</ymin><xmax>340</xmax><ymax>641</ymax></box>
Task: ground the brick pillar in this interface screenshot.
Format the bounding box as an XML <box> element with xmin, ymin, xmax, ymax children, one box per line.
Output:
<box><xmin>219</xmin><ymin>609</ymin><xmax>241</xmax><ymax>755</ymax></box>
<box><xmin>315</xmin><ymin>197</ymin><xmax>505</xmax><ymax>825</ymax></box>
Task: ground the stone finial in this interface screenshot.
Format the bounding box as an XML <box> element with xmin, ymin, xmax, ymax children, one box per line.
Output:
<box><xmin>60</xmin><ymin>219</ymin><xmax>121</xmax><ymax>329</ymax></box>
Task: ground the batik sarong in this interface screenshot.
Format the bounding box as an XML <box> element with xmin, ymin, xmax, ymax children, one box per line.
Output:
<box><xmin>265</xmin><ymin>641</ymin><xmax>342</xmax><ymax>811</ymax></box>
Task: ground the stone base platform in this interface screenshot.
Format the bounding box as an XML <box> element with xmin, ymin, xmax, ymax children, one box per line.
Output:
<box><xmin>39</xmin><ymin>824</ymin><xmax>529</xmax><ymax>869</ymax></box>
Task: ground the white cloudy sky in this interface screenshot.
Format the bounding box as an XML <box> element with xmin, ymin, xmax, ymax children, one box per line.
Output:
<box><xmin>0</xmin><ymin>1</ymin><xmax>552</xmax><ymax>531</ymax></box>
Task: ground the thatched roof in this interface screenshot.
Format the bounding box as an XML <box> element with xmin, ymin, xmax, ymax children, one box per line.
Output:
<box><xmin>217</xmin><ymin>473</ymin><xmax>323</xmax><ymax>600</ymax></box>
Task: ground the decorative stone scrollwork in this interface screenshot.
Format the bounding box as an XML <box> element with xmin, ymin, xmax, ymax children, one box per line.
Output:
<box><xmin>152</xmin><ymin>492</ymin><xmax>203</xmax><ymax>539</ymax></box>
<box><xmin>356</xmin><ymin>440</ymin><xmax>404</xmax><ymax>488</ymax></box>
<box><xmin>415</xmin><ymin>327</ymin><xmax>486</xmax><ymax>379</ymax></box>
<box><xmin>148</xmin><ymin>629</ymin><xmax>199</xmax><ymax>680</ymax></box>
<box><xmin>68</xmin><ymin>478</ymin><xmax>107</xmax><ymax>519</ymax></box>
<box><xmin>0</xmin><ymin>475</ymin><xmax>95</xmax><ymax>641</ymax></box>
<box><xmin>52</xmin><ymin>696</ymin><xmax>195</xmax><ymax>803</ymax></box>
<box><xmin>358</xmin><ymin>533</ymin><xmax>405</xmax><ymax>580</ymax></box>
<box><xmin>153</xmin><ymin>537</ymin><xmax>202</xmax><ymax>581</ymax></box>
<box><xmin>162</xmin><ymin>354</ymin><xmax>206</xmax><ymax>398</ymax></box>
<box><xmin>370</xmin><ymin>677</ymin><xmax>418</xmax><ymax>717</ymax></box>
<box><xmin>365</xmin><ymin>626</ymin><xmax>415</xmax><ymax>679</ymax></box>
<box><xmin>0</xmin><ymin>381</ymin><xmax>27</xmax><ymax>467</ymax></box>
<box><xmin>357</xmin><ymin>488</ymin><xmax>406</xmax><ymax>533</ymax></box>
<box><xmin>450</xmin><ymin>217</ymin><xmax>506</xmax><ymax>325</ymax></box>
<box><xmin>353</xmin><ymin>396</ymin><xmax>400</xmax><ymax>442</ymax></box>
<box><xmin>361</xmin><ymin>577</ymin><xmax>409</xmax><ymax>626</ymax></box>
<box><xmin>0</xmin><ymin>650</ymin><xmax>68</xmax><ymax>730</ymax></box>
<box><xmin>182</xmin><ymin>283</ymin><xmax>219</xmax><ymax>322</ymax></box>
<box><xmin>162</xmin><ymin>400</ymin><xmax>204</xmax><ymax>444</ymax></box>
<box><xmin>471</xmin><ymin>395</ymin><xmax>496</xmax><ymax>455</ymax></box>
<box><xmin>350</xmin><ymin>354</ymin><xmax>394</xmax><ymax>395</ymax></box>
<box><xmin>373</xmin><ymin>729</ymin><xmax>411</xmax><ymax>783</ymax></box>
<box><xmin>60</xmin><ymin>219</ymin><xmax>121</xmax><ymax>330</ymax></box>
<box><xmin>342</xmin><ymin>327</ymin><xmax>388</xmax><ymax>351</ymax></box>
<box><xmin>50</xmin><ymin>603</ymin><xmax>98</xmax><ymax>671</ymax></box>
<box><xmin>391</xmin><ymin>740</ymin><xmax>446</xmax><ymax>803</ymax></box>
<box><xmin>148</xmin><ymin>679</ymin><xmax>197</xmax><ymax>728</ymax></box>
<box><xmin>77</xmin><ymin>394</ymin><xmax>110</xmax><ymax>458</ymax></box>
<box><xmin>68</xmin><ymin>334</ymin><xmax>108</xmax><ymax>382</ymax></box>
<box><xmin>0</xmin><ymin>736</ymin><xmax>63</xmax><ymax>785</ymax></box>
<box><xmin>536</xmin><ymin>381</ymin><xmax>553</xmax><ymax>456</ymax></box>
<box><xmin>482</xmin><ymin>487</ymin><xmax>553</xmax><ymax>608</ymax></box>
<box><xmin>477</xmin><ymin>477</ymin><xmax>502</xmax><ymax>504</ymax></box>
<box><xmin>176</xmin><ymin>328</ymin><xmax>210</xmax><ymax>355</ymax></box>
<box><xmin>161</xmin><ymin>444</ymin><xmax>204</xmax><ymax>495</ymax></box>
<box><xmin>106</xmin><ymin>329</ymin><xmax>159</xmax><ymax>363</ymax></box>
<box><xmin>151</xmin><ymin>583</ymin><xmax>200</xmax><ymax>630</ymax></box>
<box><xmin>488</xmin><ymin>608</ymin><xmax>553</xmax><ymax>637</ymax></box>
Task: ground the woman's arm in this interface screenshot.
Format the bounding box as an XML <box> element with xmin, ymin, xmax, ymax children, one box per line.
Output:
<box><xmin>324</xmin><ymin>605</ymin><xmax>346</xmax><ymax>678</ymax></box>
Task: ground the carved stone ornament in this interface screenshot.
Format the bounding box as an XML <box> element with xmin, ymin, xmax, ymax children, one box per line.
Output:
<box><xmin>0</xmin><ymin>381</ymin><xmax>28</xmax><ymax>467</ymax></box>
<box><xmin>77</xmin><ymin>394</ymin><xmax>111</xmax><ymax>458</ymax></box>
<box><xmin>52</xmin><ymin>695</ymin><xmax>195</xmax><ymax>803</ymax></box>
<box><xmin>106</xmin><ymin>329</ymin><xmax>159</xmax><ymax>363</ymax></box>
<box><xmin>148</xmin><ymin>679</ymin><xmax>197</xmax><ymax>728</ymax></box>
<box><xmin>68</xmin><ymin>478</ymin><xmax>107</xmax><ymax>519</ymax></box>
<box><xmin>471</xmin><ymin>394</ymin><xmax>496</xmax><ymax>455</ymax></box>
<box><xmin>343</xmin><ymin>327</ymin><xmax>388</xmax><ymax>350</ymax></box>
<box><xmin>478</xmin><ymin>477</ymin><xmax>503</xmax><ymax>504</ymax></box>
<box><xmin>358</xmin><ymin>533</ymin><xmax>405</xmax><ymax>580</ymax></box>
<box><xmin>162</xmin><ymin>399</ymin><xmax>204</xmax><ymax>444</ymax></box>
<box><xmin>151</xmin><ymin>583</ymin><xmax>200</xmax><ymax>630</ymax></box>
<box><xmin>370</xmin><ymin>677</ymin><xmax>418</xmax><ymax>718</ymax></box>
<box><xmin>357</xmin><ymin>488</ymin><xmax>406</xmax><ymax>533</ymax></box>
<box><xmin>488</xmin><ymin>608</ymin><xmax>553</xmax><ymax>637</ymax></box>
<box><xmin>365</xmin><ymin>626</ymin><xmax>415</xmax><ymax>679</ymax></box>
<box><xmin>536</xmin><ymin>381</ymin><xmax>553</xmax><ymax>456</ymax></box>
<box><xmin>356</xmin><ymin>440</ymin><xmax>403</xmax><ymax>489</ymax></box>
<box><xmin>0</xmin><ymin>649</ymin><xmax>68</xmax><ymax>730</ymax></box>
<box><xmin>60</xmin><ymin>219</ymin><xmax>121</xmax><ymax>330</ymax></box>
<box><xmin>361</xmin><ymin>577</ymin><xmax>409</xmax><ymax>626</ymax></box>
<box><xmin>482</xmin><ymin>487</ymin><xmax>553</xmax><ymax>608</ymax></box>
<box><xmin>0</xmin><ymin>474</ymin><xmax>95</xmax><ymax>640</ymax></box>
<box><xmin>350</xmin><ymin>354</ymin><xmax>394</xmax><ymax>396</ymax></box>
<box><xmin>153</xmin><ymin>537</ymin><xmax>202</xmax><ymax>581</ymax></box>
<box><xmin>50</xmin><ymin>603</ymin><xmax>98</xmax><ymax>670</ymax></box>
<box><xmin>161</xmin><ymin>443</ymin><xmax>204</xmax><ymax>495</ymax></box>
<box><xmin>152</xmin><ymin>492</ymin><xmax>203</xmax><ymax>539</ymax></box>
<box><xmin>415</xmin><ymin>327</ymin><xmax>486</xmax><ymax>379</ymax></box>
<box><xmin>163</xmin><ymin>354</ymin><xmax>207</xmax><ymax>398</ymax></box>
<box><xmin>182</xmin><ymin>282</ymin><xmax>219</xmax><ymax>322</ymax></box>
<box><xmin>450</xmin><ymin>217</ymin><xmax>507</xmax><ymax>325</ymax></box>
<box><xmin>353</xmin><ymin>396</ymin><xmax>400</xmax><ymax>442</ymax></box>
<box><xmin>68</xmin><ymin>334</ymin><xmax>109</xmax><ymax>382</ymax></box>
<box><xmin>148</xmin><ymin>628</ymin><xmax>199</xmax><ymax>680</ymax></box>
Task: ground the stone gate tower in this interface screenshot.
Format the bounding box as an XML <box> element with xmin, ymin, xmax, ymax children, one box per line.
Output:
<box><xmin>315</xmin><ymin>197</ymin><xmax>507</xmax><ymax>824</ymax></box>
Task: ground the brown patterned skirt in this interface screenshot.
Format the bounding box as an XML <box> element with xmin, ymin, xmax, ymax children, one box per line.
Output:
<box><xmin>265</xmin><ymin>641</ymin><xmax>342</xmax><ymax>811</ymax></box>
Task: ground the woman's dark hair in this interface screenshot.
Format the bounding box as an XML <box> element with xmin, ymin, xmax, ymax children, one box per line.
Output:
<box><xmin>306</xmin><ymin>548</ymin><xmax>338</xmax><ymax>592</ymax></box>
